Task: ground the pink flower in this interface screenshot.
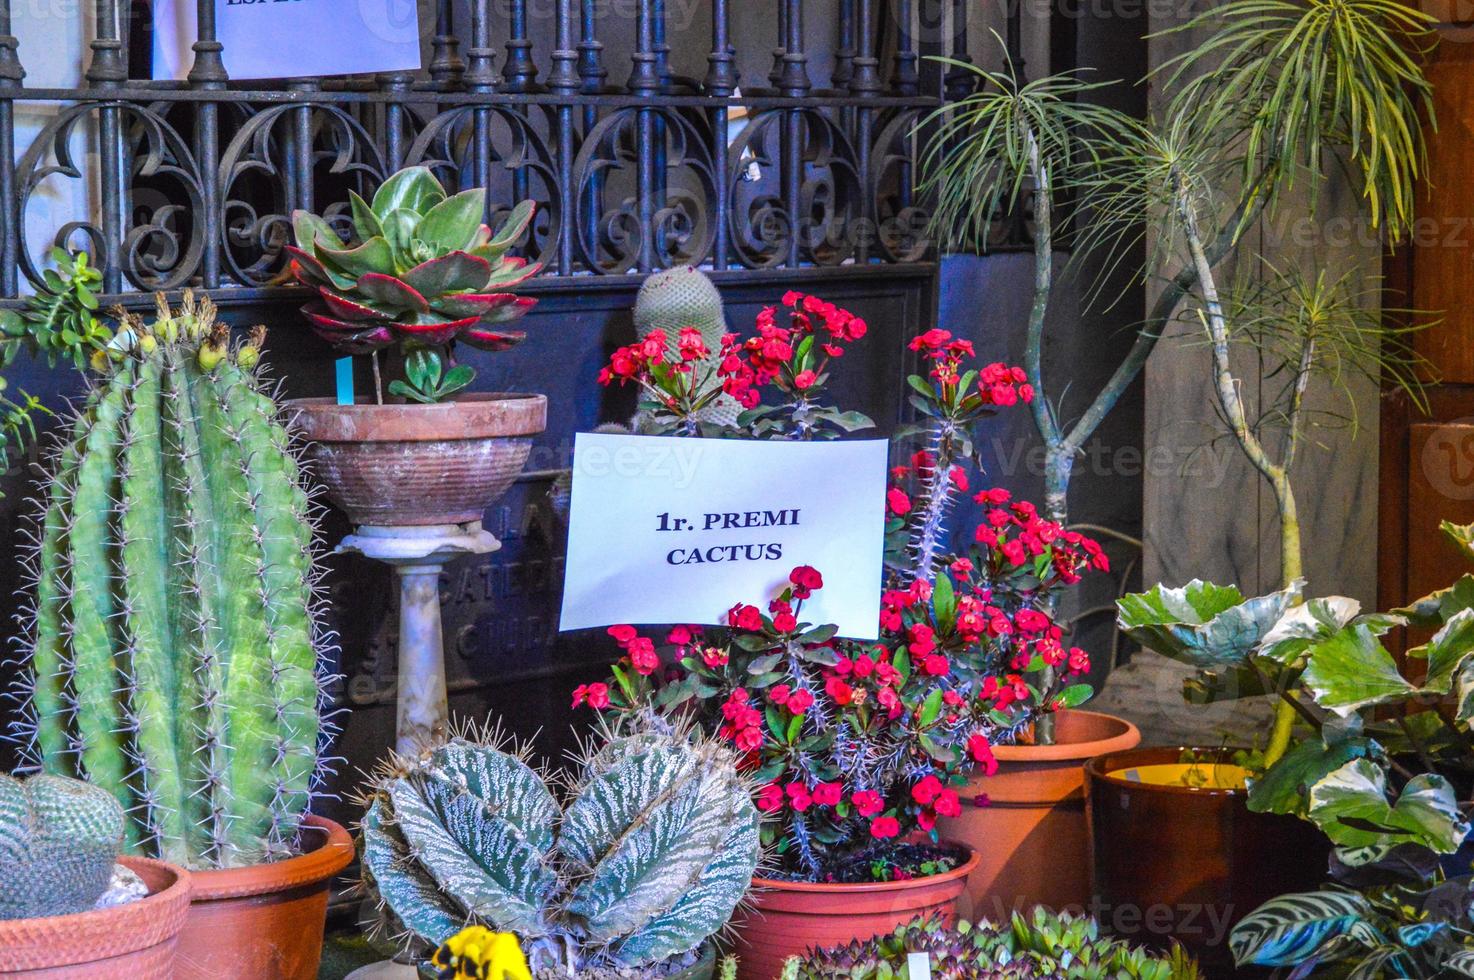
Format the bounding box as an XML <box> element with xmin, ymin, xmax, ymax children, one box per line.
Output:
<box><xmin>785</xmin><ymin>782</ymin><xmax>813</xmax><ymax>812</ymax></box>
<box><xmin>756</xmin><ymin>783</ymin><xmax>784</xmax><ymax>813</ymax></box>
<box><xmin>825</xmin><ymin>676</ymin><xmax>854</xmax><ymax>705</ymax></box>
<box><xmin>911</xmin><ymin>775</ymin><xmax>944</xmax><ymax>806</ymax></box>
<box><xmin>734</xmin><ymin>726</ymin><xmax>764</xmax><ymax>753</ymax></box>
<box><xmin>794</xmin><ymin>369</ymin><xmax>817</xmax><ymax>390</ymax></box>
<box><xmin>968</xmin><ymin>734</ymin><xmax>999</xmax><ymax>776</ymax></box>
<box><xmin>572</xmin><ymin>683</ymin><xmax>610</xmax><ymax>710</ymax></box>
<box><xmin>887</xmin><ymin>487</ymin><xmax>912</xmax><ymax>516</ymax></box>
<box><xmin>727</xmin><ymin>603</ymin><xmax>764</xmax><ymax>631</ymax></box>
<box><xmin>702</xmin><ymin>646</ymin><xmax>729</xmax><ymax>668</ymax></box>
<box><xmin>786</xmin><ymin>689</ymin><xmax>815</xmax><ymax>714</ymax></box>
<box><xmin>870</xmin><ymin>816</ymin><xmax>901</xmax><ymax>839</ymax></box>
<box><xmin>813</xmin><ymin>782</ymin><xmax>843</xmax><ymax>807</ymax></box>
<box><xmin>852</xmin><ymin>790</ymin><xmax>884</xmax><ymax>817</ymax></box>
<box><xmin>790</xmin><ymin>565</ymin><xmax>824</xmax><ymax>598</ymax></box>
<box><xmin>774</xmin><ymin>610</ymin><xmax>798</xmax><ymax>634</ymax></box>
<box><xmin>934</xmin><ymin>789</ymin><xmax>962</xmax><ymax>818</ymax></box>
<box><xmin>666</xmin><ymin>625</ymin><xmax>692</xmax><ymax>645</ymax></box>
<box><xmin>607</xmin><ymin>624</ymin><xmax>638</xmax><ymax>644</ymax></box>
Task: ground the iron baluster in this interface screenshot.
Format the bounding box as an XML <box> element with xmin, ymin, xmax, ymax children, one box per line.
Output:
<box><xmin>706</xmin><ymin>0</ymin><xmax>735</xmax><ymax>271</ymax></box>
<box><xmin>504</xmin><ymin>0</ymin><xmax>538</xmax><ymax>93</ymax></box>
<box><xmin>0</xmin><ymin>0</ymin><xmax>22</xmax><ymax>296</ymax></box>
<box><xmin>189</xmin><ymin>0</ymin><xmax>226</xmax><ymax>290</ymax></box>
<box><xmin>427</xmin><ymin>0</ymin><xmax>463</xmax><ymax>91</ymax></box>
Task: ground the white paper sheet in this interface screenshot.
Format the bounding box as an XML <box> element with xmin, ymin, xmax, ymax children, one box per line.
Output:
<box><xmin>152</xmin><ymin>0</ymin><xmax>422</xmax><ymax>82</ymax></box>
<box><xmin>559</xmin><ymin>433</ymin><xmax>889</xmax><ymax>640</ymax></box>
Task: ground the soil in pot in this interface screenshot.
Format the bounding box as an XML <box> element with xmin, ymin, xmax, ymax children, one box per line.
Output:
<box><xmin>173</xmin><ymin>814</ymin><xmax>355</xmax><ymax>980</ymax></box>
<box><xmin>288</xmin><ymin>393</ymin><xmax>548</xmax><ymax>527</ymax></box>
<box><xmin>941</xmin><ymin>708</ymin><xmax>1141</xmax><ymax>918</ymax></box>
<box><xmin>0</xmin><ymin>856</ymin><xmax>192</xmax><ymax>979</ymax></box>
<box><xmin>728</xmin><ymin>843</ymin><xmax>980</xmax><ymax>980</ymax></box>
<box><xmin>1086</xmin><ymin>746</ymin><xmax>1331</xmax><ymax>976</ymax></box>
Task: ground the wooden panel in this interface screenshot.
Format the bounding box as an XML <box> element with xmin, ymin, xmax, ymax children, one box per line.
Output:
<box><xmin>1408</xmin><ymin>35</ymin><xmax>1474</xmax><ymax>383</ymax></box>
<box><xmin>1407</xmin><ymin>422</ymin><xmax>1474</xmax><ymax>602</ymax></box>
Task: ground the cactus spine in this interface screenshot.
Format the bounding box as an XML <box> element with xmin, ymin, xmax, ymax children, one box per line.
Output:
<box><xmin>632</xmin><ymin>266</ymin><xmax>740</xmax><ymax>429</ymax></box>
<box><xmin>361</xmin><ymin>726</ymin><xmax>760</xmax><ymax>974</ymax></box>
<box><xmin>0</xmin><ymin>773</ymin><xmax>125</xmax><ymax>920</ymax></box>
<box><xmin>19</xmin><ymin>294</ymin><xmax>329</xmax><ymax>871</ymax></box>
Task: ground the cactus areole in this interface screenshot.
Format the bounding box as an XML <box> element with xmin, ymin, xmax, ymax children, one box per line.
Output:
<box><xmin>20</xmin><ymin>295</ymin><xmax>331</xmax><ymax>872</ymax></box>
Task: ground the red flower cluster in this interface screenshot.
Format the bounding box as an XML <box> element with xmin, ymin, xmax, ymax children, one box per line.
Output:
<box><xmin>597</xmin><ymin>327</ymin><xmax>711</xmax><ymax>388</ymax></box>
<box><xmin>716</xmin><ymin>292</ymin><xmax>867</xmax><ymax>408</ymax></box>
<box><xmin>972</xmin><ymin>487</ymin><xmax>1109</xmax><ymax>585</ymax></box>
<box><xmin>607</xmin><ymin>623</ymin><xmax>660</xmax><ymax>676</ymax></box>
<box><xmin>720</xmin><ymin>689</ymin><xmax>764</xmax><ymax>753</ymax></box>
<box><xmin>908</xmin><ymin>329</ymin><xmax>1035</xmax><ymax>404</ymax></box>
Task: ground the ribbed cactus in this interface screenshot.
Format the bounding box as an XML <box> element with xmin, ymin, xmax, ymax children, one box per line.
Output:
<box><xmin>0</xmin><ymin>773</ymin><xmax>125</xmax><ymax>919</ymax></box>
<box><xmin>632</xmin><ymin>266</ymin><xmax>739</xmax><ymax>428</ymax></box>
<box><xmin>361</xmin><ymin>726</ymin><xmax>760</xmax><ymax>974</ymax></box>
<box><xmin>18</xmin><ymin>294</ymin><xmax>330</xmax><ymax>871</ymax></box>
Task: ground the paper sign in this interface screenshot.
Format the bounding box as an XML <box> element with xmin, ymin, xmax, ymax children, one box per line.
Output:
<box><xmin>152</xmin><ymin>0</ymin><xmax>422</xmax><ymax>81</ymax></box>
<box><xmin>559</xmin><ymin>433</ymin><xmax>888</xmax><ymax>640</ymax></box>
<box><xmin>907</xmin><ymin>953</ymin><xmax>933</xmax><ymax>979</ymax></box>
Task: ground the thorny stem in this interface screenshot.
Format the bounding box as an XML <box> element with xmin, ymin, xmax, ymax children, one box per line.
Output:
<box><xmin>910</xmin><ymin>420</ymin><xmax>958</xmax><ymax>583</ymax></box>
<box><xmin>371</xmin><ymin>350</ymin><xmax>384</xmax><ymax>406</ymax></box>
<box><xmin>1177</xmin><ymin>170</ymin><xmax>1302</xmax><ymax>768</ymax></box>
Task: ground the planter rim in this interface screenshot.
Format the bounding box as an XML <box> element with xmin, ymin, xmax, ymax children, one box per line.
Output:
<box><xmin>993</xmin><ymin>709</ymin><xmax>1141</xmax><ymax>763</ymax></box>
<box><xmin>752</xmin><ymin>841</ymin><xmax>980</xmax><ymax>895</ymax></box>
<box><xmin>1085</xmin><ymin>745</ymin><xmax>1250</xmax><ymax>797</ymax></box>
<box><xmin>188</xmin><ymin>814</ymin><xmax>354</xmax><ymax>902</ymax></box>
<box><xmin>0</xmin><ymin>855</ymin><xmax>192</xmax><ymax>969</ymax></box>
<box><xmin>287</xmin><ymin>392</ymin><xmax>548</xmax><ymax>443</ymax></box>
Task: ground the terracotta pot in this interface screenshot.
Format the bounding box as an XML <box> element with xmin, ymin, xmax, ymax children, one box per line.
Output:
<box><xmin>0</xmin><ymin>855</ymin><xmax>192</xmax><ymax>978</ymax></box>
<box><xmin>1085</xmin><ymin>746</ymin><xmax>1331</xmax><ymax>975</ymax></box>
<box><xmin>173</xmin><ymin>814</ymin><xmax>355</xmax><ymax>980</ymax></box>
<box><xmin>288</xmin><ymin>393</ymin><xmax>548</xmax><ymax>526</ymax></box>
<box><xmin>729</xmin><ymin>845</ymin><xmax>980</xmax><ymax>980</ymax></box>
<box><xmin>941</xmin><ymin>708</ymin><xmax>1140</xmax><ymax>918</ymax></box>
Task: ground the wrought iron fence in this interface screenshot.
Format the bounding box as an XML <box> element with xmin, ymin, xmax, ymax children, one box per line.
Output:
<box><xmin>0</xmin><ymin>0</ymin><xmax>1036</xmax><ymax>300</ymax></box>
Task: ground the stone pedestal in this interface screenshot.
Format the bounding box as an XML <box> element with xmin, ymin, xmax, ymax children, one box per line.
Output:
<box><xmin>336</xmin><ymin>521</ymin><xmax>499</xmax><ymax>755</ymax></box>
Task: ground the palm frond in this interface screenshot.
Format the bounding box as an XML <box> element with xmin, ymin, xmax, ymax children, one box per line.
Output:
<box><xmin>1156</xmin><ymin>0</ymin><xmax>1436</xmax><ymax>238</ymax></box>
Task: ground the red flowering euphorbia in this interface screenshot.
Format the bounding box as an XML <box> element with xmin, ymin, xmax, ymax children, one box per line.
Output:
<box><xmin>580</xmin><ymin>566</ymin><xmax>1006</xmax><ymax>878</ymax></box>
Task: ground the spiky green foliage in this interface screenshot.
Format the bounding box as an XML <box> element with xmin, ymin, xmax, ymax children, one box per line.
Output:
<box><xmin>288</xmin><ymin>167</ymin><xmax>541</xmax><ymax>403</ymax></box>
<box><xmin>0</xmin><ymin>248</ymin><xmax>110</xmax><ymax>371</ymax></box>
<box><xmin>786</xmin><ymin>910</ymin><xmax>1201</xmax><ymax>980</ymax></box>
<box><xmin>18</xmin><ymin>294</ymin><xmax>330</xmax><ymax>871</ymax></box>
<box><xmin>0</xmin><ymin>773</ymin><xmax>125</xmax><ymax>920</ymax></box>
<box><xmin>1158</xmin><ymin>0</ymin><xmax>1436</xmax><ymax>237</ymax></box>
<box><xmin>360</xmin><ymin>726</ymin><xmax>760</xmax><ymax>974</ymax></box>
<box><xmin>632</xmin><ymin>266</ymin><xmax>739</xmax><ymax>430</ymax></box>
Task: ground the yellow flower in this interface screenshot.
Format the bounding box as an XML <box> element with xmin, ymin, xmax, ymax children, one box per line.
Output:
<box><xmin>430</xmin><ymin>926</ymin><xmax>533</xmax><ymax>980</ymax></box>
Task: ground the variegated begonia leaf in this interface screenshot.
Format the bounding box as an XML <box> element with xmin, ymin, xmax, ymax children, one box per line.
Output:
<box><xmin>1246</xmin><ymin>735</ymin><xmax>1380</xmax><ymax>817</ymax></box>
<box><xmin>1301</xmin><ymin>622</ymin><xmax>1416</xmax><ymax>718</ymax></box>
<box><xmin>1116</xmin><ymin>579</ymin><xmax>1303</xmax><ymax>670</ymax></box>
<box><xmin>1230</xmin><ymin>890</ymin><xmax>1382</xmax><ymax>968</ymax></box>
<box><xmin>1445</xmin><ymin>520</ymin><xmax>1474</xmax><ymax>561</ymax></box>
<box><xmin>1258</xmin><ymin>596</ymin><xmax>1362</xmax><ymax>664</ymax></box>
<box><xmin>1307</xmin><ymin>758</ymin><xmax>1471</xmax><ymax>865</ymax></box>
<box><xmin>1393</xmin><ymin>574</ymin><xmax>1474</xmax><ymax>630</ymax></box>
<box><xmin>1414</xmin><ymin>607</ymin><xmax>1474</xmax><ymax>705</ymax></box>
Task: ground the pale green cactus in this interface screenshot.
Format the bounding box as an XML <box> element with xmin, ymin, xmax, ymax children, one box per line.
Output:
<box><xmin>360</xmin><ymin>726</ymin><xmax>761</xmax><ymax>974</ymax></box>
<box><xmin>19</xmin><ymin>294</ymin><xmax>330</xmax><ymax>871</ymax></box>
<box><xmin>632</xmin><ymin>266</ymin><xmax>739</xmax><ymax>429</ymax></box>
<box><xmin>0</xmin><ymin>773</ymin><xmax>125</xmax><ymax>919</ymax></box>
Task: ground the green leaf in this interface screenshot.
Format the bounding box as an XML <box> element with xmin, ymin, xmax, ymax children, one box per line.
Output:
<box><xmin>1302</xmin><ymin>623</ymin><xmax>1415</xmax><ymax>717</ymax></box>
<box><xmin>1259</xmin><ymin>597</ymin><xmax>1363</xmax><ymax>664</ymax></box>
<box><xmin>1308</xmin><ymin>759</ymin><xmax>1471</xmax><ymax>863</ymax></box>
<box><xmin>314</xmin><ymin>236</ymin><xmax>395</xmax><ymax>280</ymax></box>
<box><xmin>1246</xmin><ymin>735</ymin><xmax>1378</xmax><ymax>817</ymax></box>
<box><xmin>347</xmin><ymin>191</ymin><xmax>383</xmax><ymax>242</ymax></box>
<box><xmin>918</xmin><ymin>688</ymin><xmax>944</xmax><ymax>727</ymax></box>
<box><xmin>1393</xmin><ymin>574</ymin><xmax>1474</xmax><ymax>629</ymax></box>
<box><xmin>1447</xmin><ymin>950</ymin><xmax>1474</xmax><ymax>976</ymax></box>
<box><xmin>1444</xmin><ymin>521</ymin><xmax>1474</xmax><ymax>562</ymax></box>
<box><xmin>1057</xmin><ymin>683</ymin><xmax>1093</xmax><ymax>708</ymax></box>
<box><xmin>291</xmin><ymin>210</ymin><xmax>340</xmax><ymax>256</ymax></box>
<box><xmin>746</xmin><ymin>653</ymin><xmax>783</xmax><ymax>674</ymax></box>
<box><xmin>372</xmin><ymin>166</ymin><xmax>448</xmax><ymax>219</ymax></box>
<box><xmin>440</xmin><ymin>365</ymin><xmax>474</xmax><ymax>398</ymax></box>
<box><xmin>484</xmin><ymin>199</ymin><xmax>537</xmax><ymax>253</ymax></box>
<box><xmin>1117</xmin><ymin>579</ymin><xmax>1302</xmax><ymax>670</ymax></box>
<box><xmin>1415</xmin><ymin>607</ymin><xmax>1474</xmax><ymax>697</ymax></box>
<box><xmin>933</xmin><ymin>574</ymin><xmax>957</xmax><ymax>632</ymax></box>
<box><xmin>796</xmin><ymin>624</ymin><xmax>837</xmax><ymax>645</ymax></box>
<box><xmin>1230</xmin><ymin>890</ymin><xmax>1381</xmax><ymax>968</ymax></box>
<box><xmin>919</xmin><ymin>734</ymin><xmax>956</xmax><ymax>763</ymax></box>
<box><xmin>416</xmin><ymin>188</ymin><xmax>488</xmax><ymax>253</ymax></box>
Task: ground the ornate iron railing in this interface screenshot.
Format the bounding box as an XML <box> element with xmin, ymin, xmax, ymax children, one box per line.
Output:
<box><xmin>0</xmin><ymin>0</ymin><xmax>1037</xmax><ymax>300</ymax></box>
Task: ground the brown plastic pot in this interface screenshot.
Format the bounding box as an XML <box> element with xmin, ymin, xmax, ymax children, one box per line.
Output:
<box><xmin>173</xmin><ymin>814</ymin><xmax>355</xmax><ymax>980</ymax></box>
<box><xmin>1085</xmin><ymin>746</ymin><xmax>1331</xmax><ymax>975</ymax></box>
<box><xmin>728</xmin><ymin>844</ymin><xmax>980</xmax><ymax>980</ymax></box>
<box><xmin>940</xmin><ymin>709</ymin><xmax>1140</xmax><ymax>918</ymax></box>
<box><xmin>288</xmin><ymin>393</ymin><xmax>548</xmax><ymax>526</ymax></box>
<box><xmin>0</xmin><ymin>855</ymin><xmax>192</xmax><ymax>978</ymax></box>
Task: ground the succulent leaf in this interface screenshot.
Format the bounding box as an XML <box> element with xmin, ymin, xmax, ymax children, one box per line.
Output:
<box><xmin>418</xmin><ymin>189</ymin><xmax>489</xmax><ymax>252</ymax></box>
<box><xmin>361</xmin><ymin>798</ymin><xmax>466</xmax><ymax>947</ymax></box>
<box><xmin>372</xmin><ymin>166</ymin><xmax>448</xmax><ymax>218</ymax></box>
<box><xmin>402</xmin><ymin>253</ymin><xmax>495</xmax><ymax>298</ymax></box>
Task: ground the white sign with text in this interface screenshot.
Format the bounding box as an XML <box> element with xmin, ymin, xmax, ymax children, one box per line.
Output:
<box><xmin>559</xmin><ymin>433</ymin><xmax>888</xmax><ymax>640</ymax></box>
<box><xmin>152</xmin><ymin>0</ymin><xmax>422</xmax><ymax>81</ymax></box>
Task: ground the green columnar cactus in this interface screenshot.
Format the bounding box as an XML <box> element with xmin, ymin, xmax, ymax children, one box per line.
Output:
<box><xmin>632</xmin><ymin>266</ymin><xmax>739</xmax><ymax>429</ymax></box>
<box><xmin>0</xmin><ymin>773</ymin><xmax>126</xmax><ymax>919</ymax></box>
<box><xmin>20</xmin><ymin>294</ymin><xmax>328</xmax><ymax>871</ymax></box>
<box><xmin>361</xmin><ymin>726</ymin><xmax>761</xmax><ymax>974</ymax></box>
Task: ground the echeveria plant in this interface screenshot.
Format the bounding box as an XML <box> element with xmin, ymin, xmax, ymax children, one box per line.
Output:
<box><xmin>288</xmin><ymin>166</ymin><xmax>540</xmax><ymax>404</ymax></box>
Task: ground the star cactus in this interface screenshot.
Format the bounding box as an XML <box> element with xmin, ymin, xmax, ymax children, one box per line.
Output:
<box><xmin>287</xmin><ymin>166</ymin><xmax>541</xmax><ymax>403</ymax></box>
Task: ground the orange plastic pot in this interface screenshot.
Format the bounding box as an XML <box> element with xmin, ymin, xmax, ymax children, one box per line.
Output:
<box><xmin>0</xmin><ymin>856</ymin><xmax>192</xmax><ymax>978</ymax></box>
<box><xmin>941</xmin><ymin>709</ymin><xmax>1140</xmax><ymax>919</ymax></box>
<box><xmin>173</xmin><ymin>814</ymin><xmax>355</xmax><ymax>980</ymax></box>
<box><xmin>728</xmin><ymin>844</ymin><xmax>980</xmax><ymax>980</ymax></box>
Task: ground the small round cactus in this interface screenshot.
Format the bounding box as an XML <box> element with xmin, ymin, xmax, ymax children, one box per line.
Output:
<box><xmin>0</xmin><ymin>773</ymin><xmax>126</xmax><ymax>920</ymax></box>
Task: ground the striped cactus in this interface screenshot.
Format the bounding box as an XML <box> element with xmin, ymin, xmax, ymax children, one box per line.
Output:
<box><xmin>16</xmin><ymin>294</ymin><xmax>331</xmax><ymax>871</ymax></box>
<box><xmin>361</xmin><ymin>726</ymin><xmax>761</xmax><ymax>973</ymax></box>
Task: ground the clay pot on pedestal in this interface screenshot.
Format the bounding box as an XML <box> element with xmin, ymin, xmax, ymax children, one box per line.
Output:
<box><xmin>0</xmin><ymin>856</ymin><xmax>193</xmax><ymax>979</ymax></box>
<box><xmin>287</xmin><ymin>393</ymin><xmax>549</xmax><ymax>527</ymax></box>
<box><xmin>941</xmin><ymin>708</ymin><xmax>1140</xmax><ymax>918</ymax></box>
<box><xmin>1085</xmin><ymin>746</ymin><xmax>1331</xmax><ymax>975</ymax></box>
<box><xmin>173</xmin><ymin>814</ymin><xmax>356</xmax><ymax>980</ymax></box>
<box><xmin>729</xmin><ymin>845</ymin><xmax>980</xmax><ymax>980</ymax></box>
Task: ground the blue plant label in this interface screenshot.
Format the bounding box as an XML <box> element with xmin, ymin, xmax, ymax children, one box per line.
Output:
<box><xmin>335</xmin><ymin>358</ymin><xmax>355</xmax><ymax>407</ymax></box>
<box><xmin>559</xmin><ymin>433</ymin><xmax>888</xmax><ymax>639</ymax></box>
